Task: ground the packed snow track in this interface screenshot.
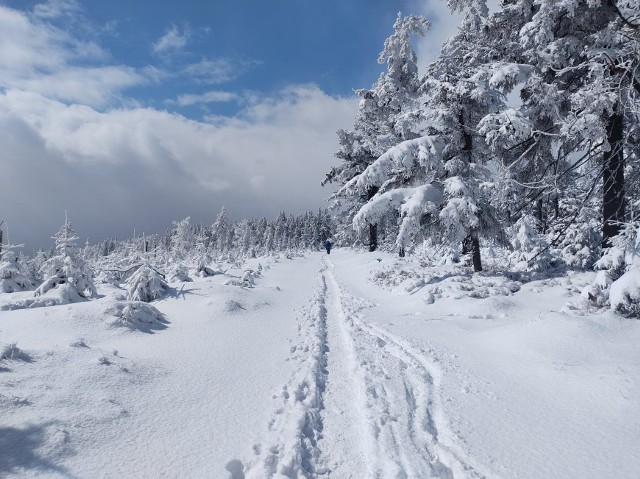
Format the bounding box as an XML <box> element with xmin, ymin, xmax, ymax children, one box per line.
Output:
<box><xmin>245</xmin><ymin>258</ymin><xmax>491</xmax><ymax>478</ymax></box>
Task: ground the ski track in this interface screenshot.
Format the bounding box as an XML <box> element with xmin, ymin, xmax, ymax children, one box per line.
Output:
<box><xmin>245</xmin><ymin>257</ymin><xmax>496</xmax><ymax>479</ymax></box>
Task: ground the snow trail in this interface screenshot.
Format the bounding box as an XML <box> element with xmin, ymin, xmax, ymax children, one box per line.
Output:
<box><xmin>316</xmin><ymin>259</ymin><xmax>372</xmax><ymax>477</ymax></box>
<box><xmin>325</xmin><ymin>257</ymin><xmax>497</xmax><ymax>479</ymax></box>
<box><xmin>245</xmin><ymin>262</ymin><xmax>330</xmax><ymax>478</ymax></box>
<box><xmin>247</xmin><ymin>256</ymin><xmax>494</xmax><ymax>478</ymax></box>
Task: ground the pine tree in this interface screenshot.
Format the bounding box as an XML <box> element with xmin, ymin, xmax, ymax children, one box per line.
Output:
<box><xmin>35</xmin><ymin>216</ymin><xmax>97</xmax><ymax>299</ymax></box>
<box><xmin>341</xmin><ymin>8</ymin><xmax>507</xmax><ymax>270</ymax></box>
<box><xmin>212</xmin><ymin>207</ymin><xmax>231</xmax><ymax>254</ymax></box>
<box><xmin>324</xmin><ymin>13</ymin><xmax>430</xmax><ymax>252</ymax></box>
<box><xmin>0</xmin><ymin>245</ymin><xmax>36</xmax><ymax>293</ymax></box>
<box><xmin>479</xmin><ymin>0</ymin><xmax>640</xmax><ymax>250</ymax></box>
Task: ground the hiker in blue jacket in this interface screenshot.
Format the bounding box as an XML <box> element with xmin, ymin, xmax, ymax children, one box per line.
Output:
<box><xmin>324</xmin><ymin>239</ymin><xmax>332</xmax><ymax>254</ymax></box>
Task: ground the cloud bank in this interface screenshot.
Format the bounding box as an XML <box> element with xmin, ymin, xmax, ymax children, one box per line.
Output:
<box><xmin>0</xmin><ymin>2</ymin><xmax>356</xmax><ymax>250</ymax></box>
<box><xmin>1</xmin><ymin>86</ymin><xmax>355</xmax><ymax>250</ymax></box>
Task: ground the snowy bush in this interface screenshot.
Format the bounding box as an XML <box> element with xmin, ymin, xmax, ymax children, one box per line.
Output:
<box><xmin>0</xmin><ymin>343</ymin><xmax>30</xmax><ymax>361</ymax></box>
<box><xmin>555</xmin><ymin>206</ymin><xmax>601</xmax><ymax>270</ymax></box>
<box><xmin>508</xmin><ymin>215</ymin><xmax>554</xmax><ymax>272</ymax></box>
<box><xmin>196</xmin><ymin>265</ymin><xmax>223</xmax><ymax>278</ymax></box>
<box><xmin>223</xmin><ymin>269</ymin><xmax>258</xmax><ymax>288</ymax></box>
<box><xmin>167</xmin><ymin>264</ymin><xmax>192</xmax><ymax>283</ymax></box>
<box><xmin>241</xmin><ymin>269</ymin><xmax>257</xmax><ymax>287</ymax></box>
<box><xmin>105</xmin><ymin>301</ymin><xmax>168</xmax><ymax>330</ymax></box>
<box><xmin>1</xmin><ymin>281</ymin><xmax>87</xmax><ymax>310</ymax></box>
<box><xmin>126</xmin><ymin>265</ymin><xmax>169</xmax><ymax>302</ymax></box>
<box><xmin>582</xmin><ymin>223</ymin><xmax>640</xmax><ymax>315</ymax></box>
<box><xmin>0</xmin><ymin>248</ymin><xmax>36</xmax><ymax>293</ymax></box>
<box><xmin>609</xmin><ymin>269</ymin><xmax>640</xmax><ymax>316</ymax></box>
<box><xmin>436</xmin><ymin>246</ymin><xmax>460</xmax><ymax>266</ymax></box>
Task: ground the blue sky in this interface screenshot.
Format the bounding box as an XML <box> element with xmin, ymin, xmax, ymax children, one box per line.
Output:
<box><xmin>0</xmin><ymin>0</ymin><xmax>458</xmax><ymax>250</ymax></box>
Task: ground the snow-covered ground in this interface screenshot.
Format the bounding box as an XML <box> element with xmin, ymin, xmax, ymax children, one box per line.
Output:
<box><xmin>1</xmin><ymin>249</ymin><xmax>639</xmax><ymax>478</ymax></box>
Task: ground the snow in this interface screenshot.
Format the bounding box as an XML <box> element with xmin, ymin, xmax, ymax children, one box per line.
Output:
<box><xmin>1</xmin><ymin>250</ymin><xmax>639</xmax><ymax>478</ymax></box>
<box><xmin>609</xmin><ymin>268</ymin><xmax>640</xmax><ymax>315</ymax></box>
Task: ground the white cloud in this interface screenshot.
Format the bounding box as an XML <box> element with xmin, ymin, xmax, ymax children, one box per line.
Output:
<box><xmin>23</xmin><ymin>66</ymin><xmax>146</xmax><ymax>106</ymax></box>
<box><xmin>175</xmin><ymin>91</ymin><xmax>242</xmax><ymax>107</ymax></box>
<box><xmin>0</xmin><ymin>86</ymin><xmax>357</xmax><ymax>250</ymax></box>
<box><xmin>153</xmin><ymin>24</ymin><xmax>191</xmax><ymax>55</ymax></box>
<box><xmin>33</xmin><ymin>0</ymin><xmax>81</xmax><ymax>20</ymax></box>
<box><xmin>0</xmin><ymin>5</ymin><xmax>146</xmax><ymax>107</ymax></box>
<box><xmin>183</xmin><ymin>57</ymin><xmax>262</xmax><ymax>85</ymax></box>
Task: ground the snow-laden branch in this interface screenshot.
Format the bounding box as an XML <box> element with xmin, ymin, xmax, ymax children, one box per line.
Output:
<box><xmin>478</xmin><ymin>108</ymin><xmax>533</xmax><ymax>151</ymax></box>
<box><xmin>342</xmin><ymin>135</ymin><xmax>444</xmax><ymax>195</ymax></box>
<box><xmin>353</xmin><ymin>183</ymin><xmax>444</xmax><ymax>247</ymax></box>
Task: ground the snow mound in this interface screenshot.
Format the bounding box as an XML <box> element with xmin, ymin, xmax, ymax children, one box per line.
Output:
<box><xmin>105</xmin><ymin>301</ymin><xmax>169</xmax><ymax>331</ymax></box>
<box><xmin>224</xmin><ymin>269</ymin><xmax>260</xmax><ymax>288</ymax></box>
<box><xmin>1</xmin><ymin>282</ymin><xmax>86</xmax><ymax>310</ymax></box>
<box><xmin>371</xmin><ymin>262</ymin><xmax>521</xmax><ymax>302</ymax></box>
<box><xmin>196</xmin><ymin>265</ymin><xmax>223</xmax><ymax>277</ymax></box>
<box><xmin>0</xmin><ymin>276</ymin><xmax>36</xmax><ymax>293</ymax></box>
<box><xmin>167</xmin><ymin>264</ymin><xmax>192</xmax><ymax>283</ymax></box>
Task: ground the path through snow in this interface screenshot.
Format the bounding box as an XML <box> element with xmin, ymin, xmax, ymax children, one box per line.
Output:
<box><xmin>245</xmin><ymin>257</ymin><xmax>491</xmax><ymax>478</ymax></box>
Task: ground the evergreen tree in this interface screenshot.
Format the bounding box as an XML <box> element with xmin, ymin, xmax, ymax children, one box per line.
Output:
<box><xmin>0</xmin><ymin>245</ymin><xmax>36</xmax><ymax>293</ymax></box>
<box><xmin>340</xmin><ymin>8</ymin><xmax>506</xmax><ymax>269</ymax></box>
<box><xmin>479</xmin><ymin>0</ymin><xmax>640</xmax><ymax>249</ymax></box>
<box><xmin>324</xmin><ymin>13</ymin><xmax>430</xmax><ymax>252</ymax></box>
<box><xmin>35</xmin><ymin>216</ymin><xmax>97</xmax><ymax>299</ymax></box>
<box><xmin>212</xmin><ymin>207</ymin><xmax>231</xmax><ymax>254</ymax></box>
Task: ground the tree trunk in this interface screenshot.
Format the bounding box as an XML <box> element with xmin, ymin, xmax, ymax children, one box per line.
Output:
<box><xmin>369</xmin><ymin>223</ymin><xmax>378</xmax><ymax>252</ymax></box>
<box><xmin>460</xmin><ymin>111</ymin><xmax>481</xmax><ymax>272</ymax></box>
<box><xmin>470</xmin><ymin>228</ymin><xmax>482</xmax><ymax>272</ymax></box>
<box><xmin>367</xmin><ymin>186</ymin><xmax>379</xmax><ymax>252</ymax></box>
<box><xmin>0</xmin><ymin>230</ymin><xmax>3</xmax><ymax>254</ymax></box>
<box><xmin>602</xmin><ymin>108</ymin><xmax>625</xmax><ymax>248</ymax></box>
<box><xmin>461</xmin><ymin>235</ymin><xmax>472</xmax><ymax>255</ymax></box>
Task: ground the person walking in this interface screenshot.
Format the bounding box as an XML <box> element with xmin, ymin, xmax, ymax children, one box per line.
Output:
<box><xmin>324</xmin><ymin>239</ymin><xmax>332</xmax><ymax>254</ymax></box>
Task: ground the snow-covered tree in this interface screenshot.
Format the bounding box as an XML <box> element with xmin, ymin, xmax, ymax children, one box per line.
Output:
<box><xmin>0</xmin><ymin>245</ymin><xmax>36</xmax><ymax>293</ymax></box>
<box><xmin>507</xmin><ymin>214</ymin><xmax>554</xmax><ymax>272</ymax></box>
<box><xmin>171</xmin><ymin>217</ymin><xmax>194</xmax><ymax>260</ymax></box>
<box><xmin>35</xmin><ymin>216</ymin><xmax>97</xmax><ymax>299</ymax></box>
<box><xmin>341</xmin><ymin>7</ymin><xmax>508</xmax><ymax>270</ymax></box>
<box><xmin>582</xmin><ymin>220</ymin><xmax>640</xmax><ymax>314</ymax></box>
<box><xmin>324</xmin><ymin>13</ymin><xmax>430</xmax><ymax>252</ymax></box>
<box><xmin>479</xmin><ymin>0</ymin><xmax>640</xmax><ymax>250</ymax></box>
<box><xmin>212</xmin><ymin>207</ymin><xmax>231</xmax><ymax>254</ymax></box>
<box><xmin>126</xmin><ymin>265</ymin><xmax>169</xmax><ymax>302</ymax></box>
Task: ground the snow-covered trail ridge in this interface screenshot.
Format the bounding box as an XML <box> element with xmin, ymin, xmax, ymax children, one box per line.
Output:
<box><xmin>245</xmin><ymin>257</ymin><xmax>493</xmax><ymax>479</ymax></box>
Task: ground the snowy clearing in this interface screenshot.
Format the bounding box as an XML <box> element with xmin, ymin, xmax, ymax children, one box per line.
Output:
<box><xmin>1</xmin><ymin>250</ymin><xmax>639</xmax><ymax>478</ymax></box>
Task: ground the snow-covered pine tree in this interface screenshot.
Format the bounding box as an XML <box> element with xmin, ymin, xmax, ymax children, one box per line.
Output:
<box><xmin>342</xmin><ymin>7</ymin><xmax>507</xmax><ymax>270</ymax></box>
<box><xmin>171</xmin><ymin>217</ymin><xmax>193</xmax><ymax>261</ymax></box>
<box><xmin>35</xmin><ymin>216</ymin><xmax>97</xmax><ymax>299</ymax></box>
<box><xmin>211</xmin><ymin>207</ymin><xmax>231</xmax><ymax>255</ymax></box>
<box><xmin>324</xmin><ymin>13</ymin><xmax>430</xmax><ymax>252</ymax></box>
<box><xmin>0</xmin><ymin>244</ymin><xmax>36</xmax><ymax>293</ymax></box>
<box><xmin>125</xmin><ymin>264</ymin><xmax>169</xmax><ymax>302</ymax></box>
<box><xmin>479</xmin><ymin>0</ymin><xmax>640</xmax><ymax>253</ymax></box>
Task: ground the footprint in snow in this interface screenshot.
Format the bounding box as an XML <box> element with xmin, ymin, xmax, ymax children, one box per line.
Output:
<box><xmin>225</xmin><ymin>459</ymin><xmax>245</xmax><ymax>479</ymax></box>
